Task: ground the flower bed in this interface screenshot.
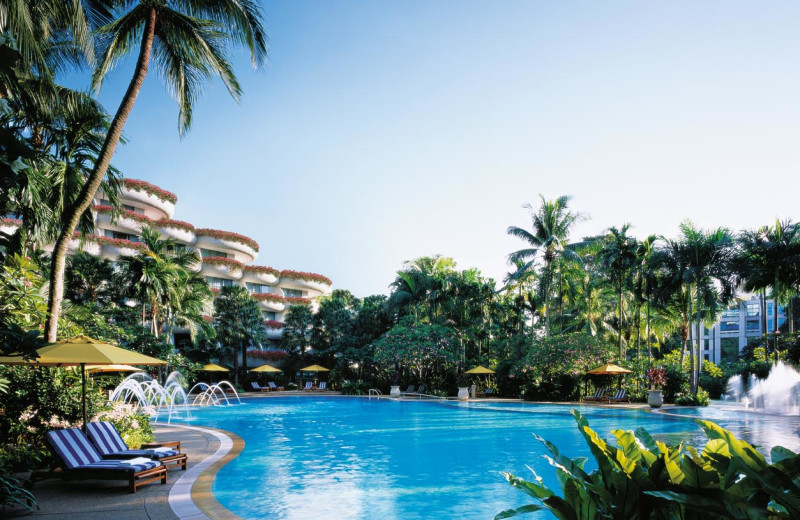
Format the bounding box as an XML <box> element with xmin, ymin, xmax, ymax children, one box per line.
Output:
<box><xmin>280</xmin><ymin>270</ymin><xmax>332</xmax><ymax>285</ymax></box>
<box><xmin>252</xmin><ymin>293</ymin><xmax>285</xmax><ymax>303</ymax></box>
<box><xmin>155</xmin><ymin>219</ymin><xmax>195</xmax><ymax>232</ymax></box>
<box><xmin>96</xmin><ymin>236</ymin><xmax>149</xmax><ymax>252</ymax></box>
<box><xmin>196</xmin><ymin>228</ymin><xmax>259</xmax><ymax>252</ymax></box>
<box><xmin>244</xmin><ymin>265</ymin><xmax>279</xmax><ymax>277</ymax></box>
<box><xmin>285</xmin><ymin>296</ymin><xmax>312</xmax><ymax>305</ymax></box>
<box><xmin>202</xmin><ymin>256</ymin><xmax>244</xmax><ymax>269</ymax></box>
<box><xmin>246</xmin><ymin>350</ymin><xmax>288</xmax><ymax>361</ymax></box>
<box><xmin>264</xmin><ymin>320</ymin><xmax>283</xmax><ymax>329</ymax></box>
<box><xmin>1</xmin><ymin>217</ymin><xmax>22</xmax><ymax>226</ymax></box>
<box><xmin>93</xmin><ymin>205</ymin><xmax>153</xmax><ymax>226</ymax></box>
<box><xmin>124</xmin><ymin>179</ymin><xmax>177</xmax><ymax>205</ymax></box>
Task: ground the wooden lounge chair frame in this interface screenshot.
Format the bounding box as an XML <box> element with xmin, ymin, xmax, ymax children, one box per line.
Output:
<box><xmin>45</xmin><ymin>428</ymin><xmax>168</xmax><ymax>493</ymax></box>
<box><xmin>268</xmin><ymin>381</ymin><xmax>284</xmax><ymax>391</ymax></box>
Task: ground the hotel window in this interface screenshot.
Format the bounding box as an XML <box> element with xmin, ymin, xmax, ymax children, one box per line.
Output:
<box><xmin>201</xmin><ymin>248</ymin><xmax>228</xmax><ymax>258</ymax></box>
<box><xmin>722</xmin><ymin>308</ymin><xmax>739</xmax><ymax>320</ymax></box>
<box><xmin>720</xmin><ymin>320</ymin><xmax>739</xmax><ymax>332</ymax></box>
<box><xmin>746</xmin><ymin>303</ymin><xmax>759</xmax><ymax>317</ymax></box>
<box><xmin>284</xmin><ymin>289</ymin><xmax>304</xmax><ymax>298</ymax></box>
<box><xmin>263</xmin><ymin>312</ymin><xmax>277</xmax><ymax>321</ymax></box>
<box><xmin>246</xmin><ymin>283</ymin><xmax>269</xmax><ymax>294</ymax></box>
<box><xmin>205</xmin><ymin>277</ymin><xmax>233</xmax><ymax>289</ymax></box>
<box><xmin>746</xmin><ymin>320</ymin><xmax>760</xmax><ymax>333</ymax></box>
<box><xmin>104</xmin><ymin>229</ymin><xmax>140</xmax><ymax>242</ymax></box>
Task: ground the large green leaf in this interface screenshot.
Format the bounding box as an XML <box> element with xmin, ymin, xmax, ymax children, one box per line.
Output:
<box><xmin>494</xmin><ymin>504</ymin><xmax>544</xmax><ymax>519</ymax></box>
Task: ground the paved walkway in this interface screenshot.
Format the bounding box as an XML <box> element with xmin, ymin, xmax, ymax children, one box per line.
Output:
<box><xmin>9</xmin><ymin>424</ymin><xmax>234</xmax><ymax>520</ymax></box>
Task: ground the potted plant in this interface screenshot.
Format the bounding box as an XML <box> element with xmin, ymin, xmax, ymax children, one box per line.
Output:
<box><xmin>647</xmin><ymin>367</ymin><xmax>666</xmax><ymax>408</ymax></box>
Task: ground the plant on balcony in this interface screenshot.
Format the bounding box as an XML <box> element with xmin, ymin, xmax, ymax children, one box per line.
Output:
<box><xmin>252</xmin><ymin>293</ymin><xmax>285</xmax><ymax>303</ymax></box>
<box><xmin>93</xmin><ymin>205</ymin><xmax>154</xmax><ymax>226</ymax></box>
<box><xmin>210</xmin><ymin>288</ymin><xmax>221</xmax><ymax>295</ymax></box>
<box><xmin>196</xmin><ymin>228</ymin><xmax>259</xmax><ymax>252</ymax></box>
<box><xmin>124</xmin><ymin>179</ymin><xmax>178</xmax><ymax>205</ymax></box>
<box><xmin>285</xmin><ymin>296</ymin><xmax>312</xmax><ymax>305</ymax></box>
<box><xmin>71</xmin><ymin>231</ymin><xmax>100</xmax><ymax>243</ymax></box>
<box><xmin>280</xmin><ymin>270</ymin><xmax>332</xmax><ymax>285</ymax></box>
<box><xmin>264</xmin><ymin>320</ymin><xmax>283</xmax><ymax>329</ymax></box>
<box><xmin>202</xmin><ymin>256</ymin><xmax>244</xmax><ymax>269</ymax></box>
<box><xmin>244</xmin><ymin>265</ymin><xmax>279</xmax><ymax>277</ymax></box>
<box><xmin>1</xmin><ymin>218</ymin><xmax>22</xmax><ymax>226</ymax></box>
<box><xmin>95</xmin><ymin>236</ymin><xmax>149</xmax><ymax>252</ymax></box>
<box><xmin>155</xmin><ymin>219</ymin><xmax>195</xmax><ymax>232</ymax></box>
<box><xmin>246</xmin><ymin>349</ymin><xmax>288</xmax><ymax>361</ymax></box>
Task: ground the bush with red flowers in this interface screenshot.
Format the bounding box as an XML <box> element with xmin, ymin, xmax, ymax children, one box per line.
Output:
<box><xmin>244</xmin><ymin>265</ymin><xmax>279</xmax><ymax>277</ymax></box>
<box><xmin>1</xmin><ymin>218</ymin><xmax>22</xmax><ymax>226</ymax></box>
<box><xmin>280</xmin><ymin>270</ymin><xmax>332</xmax><ymax>285</ymax></box>
<box><xmin>196</xmin><ymin>228</ymin><xmax>259</xmax><ymax>252</ymax></box>
<box><xmin>252</xmin><ymin>293</ymin><xmax>285</xmax><ymax>303</ymax></box>
<box><xmin>124</xmin><ymin>179</ymin><xmax>177</xmax><ymax>204</ymax></box>
<box><xmin>93</xmin><ymin>205</ymin><xmax>153</xmax><ymax>226</ymax></box>
<box><xmin>202</xmin><ymin>256</ymin><xmax>244</xmax><ymax>269</ymax></box>
<box><xmin>155</xmin><ymin>219</ymin><xmax>195</xmax><ymax>232</ymax></box>
<box><xmin>96</xmin><ymin>236</ymin><xmax>149</xmax><ymax>252</ymax></box>
<box><xmin>285</xmin><ymin>297</ymin><xmax>311</xmax><ymax>305</ymax></box>
<box><xmin>264</xmin><ymin>320</ymin><xmax>283</xmax><ymax>329</ymax></box>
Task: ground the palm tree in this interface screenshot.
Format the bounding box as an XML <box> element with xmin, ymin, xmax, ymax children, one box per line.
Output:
<box><xmin>597</xmin><ymin>224</ymin><xmax>638</xmax><ymax>357</ymax></box>
<box><xmin>633</xmin><ymin>235</ymin><xmax>658</xmax><ymax>366</ymax></box>
<box><xmin>45</xmin><ymin>0</ymin><xmax>268</xmax><ymax>341</ymax></box>
<box><xmin>736</xmin><ymin>220</ymin><xmax>800</xmax><ymax>359</ymax></box>
<box><xmin>507</xmin><ymin>194</ymin><xmax>586</xmax><ymax>336</ymax></box>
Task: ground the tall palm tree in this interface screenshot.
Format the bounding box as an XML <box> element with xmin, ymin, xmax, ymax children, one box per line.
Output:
<box><xmin>597</xmin><ymin>224</ymin><xmax>638</xmax><ymax>357</ymax></box>
<box><xmin>507</xmin><ymin>194</ymin><xmax>586</xmax><ymax>336</ymax></box>
<box><xmin>633</xmin><ymin>235</ymin><xmax>658</xmax><ymax>366</ymax></box>
<box><xmin>46</xmin><ymin>0</ymin><xmax>268</xmax><ymax>341</ymax></box>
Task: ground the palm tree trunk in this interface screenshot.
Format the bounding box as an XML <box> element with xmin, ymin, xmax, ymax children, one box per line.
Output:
<box><xmin>45</xmin><ymin>7</ymin><xmax>158</xmax><ymax>342</ymax></box>
<box><xmin>646</xmin><ymin>298</ymin><xmax>652</xmax><ymax>370</ymax></box>
<box><xmin>695</xmin><ymin>296</ymin><xmax>702</xmax><ymax>394</ymax></box>
<box><xmin>688</xmin><ymin>290</ymin><xmax>695</xmax><ymax>392</ymax></box>
<box><xmin>618</xmin><ymin>282</ymin><xmax>624</xmax><ymax>358</ymax></box>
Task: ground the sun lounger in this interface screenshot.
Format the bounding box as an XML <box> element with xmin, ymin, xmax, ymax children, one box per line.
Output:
<box><xmin>86</xmin><ymin>421</ymin><xmax>187</xmax><ymax>471</ymax></box>
<box><xmin>606</xmin><ymin>389</ymin><xmax>629</xmax><ymax>403</ymax></box>
<box><xmin>316</xmin><ymin>381</ymin><xmax>327</xmax><ymax>391</ymax></box>
<box><xmin>303</xmin><ymin>382</ymin><xmax>314</xmax><ymax>391</ymax></box>
<box><xmin>584</xmin><ymin>387</ymin><xmax>606</xmax><ymax>402</ymax></box>
<box><xmin>400</xmin><ymin>385</ymin><xmax>415</xmax><ymax>395</ymax></box>
<box><xmin>251</xmin><ymin>381</ymin><xmax>270</xmax><ymax>392</ymax></box>
<box><xmin>45</xmin><ymin>428</ymin><xmax>167</xmax><ymax>493</ymax></box>
<box><xmin>268</xmin><ymin>381</ymin><xmax>284</xmax><ymax>391</ymax></box>
<box><xmin>416</xmin><ymin>385</ymin><xmax>425</xmax><ymax>394</ymax></box>
<box><xmin>476</xmin><ymin>387</ymin><xmax>495</xmax><ymax>397</ymax></box>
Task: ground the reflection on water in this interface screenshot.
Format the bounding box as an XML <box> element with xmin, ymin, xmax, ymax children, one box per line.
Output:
<box><xmin>172</xmin><ymin>398</ymin><xmax>797</xmax><ymax>519</ymax></box>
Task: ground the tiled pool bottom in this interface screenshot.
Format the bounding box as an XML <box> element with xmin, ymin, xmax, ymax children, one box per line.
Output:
<box><xmin>171</xmin><ymin>397</ymin><xmax>800</xmax><ymax>519</ymax></box>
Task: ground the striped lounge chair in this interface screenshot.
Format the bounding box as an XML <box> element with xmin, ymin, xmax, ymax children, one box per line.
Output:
<box><xmin>303</xmin><ymin>382</ymin><xmax>314</xmax><ymax>391</ymax></box>
<box><xmin>45</xmin><ymin>428</ymin><xmax>167</xmax><ymax>493</ymax></box>
<box><xmin>584</xmin><ymin>387</ymin><xmax>606</xmax><ymax>402</ymax></box>
<box><xmin>86</xmin><ymin>421</ymin><xmax>187</xmax><ymax>471</ymax></box>
<box><xmin>606</xmin><ymin>389</ymin><xmax>629</xmax><ymax>403</ymax></box>
<box><xmin>268</xmin><ymin>382</ymin><xmax>284</xmax><ymax>391</ymax></box>
<box><xmin>316</xmin><ymin>381</ymin><xmax>327</xmax><ymax>391</ymax></box>
<box><xmin>251</xmin><ymin>382</ymin><xmax>269</xmax><ymax>392</ymax></box>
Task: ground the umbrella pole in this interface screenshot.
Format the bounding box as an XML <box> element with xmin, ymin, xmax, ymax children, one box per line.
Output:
<box><xmin>81</xmin><ymin>363</ymin><xmax>87</xmax><ymax>432</ymax></box>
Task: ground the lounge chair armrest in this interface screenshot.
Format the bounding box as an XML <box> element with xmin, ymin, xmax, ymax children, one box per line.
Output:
<box><xmin>141</xmin><ymin>440</ymin><xmax>181</xmax><ymax>451</ymax></box>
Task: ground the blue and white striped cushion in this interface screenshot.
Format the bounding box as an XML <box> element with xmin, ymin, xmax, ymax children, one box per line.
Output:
<box><xmin>46</xmin><ymin>428</ymin><xmax>104</xmax><ymax>469</ymax></box>
<box><xmin>268</xmin><ymin>382</ymin><xmax>277</xmax><ymax>389</ymax></box>
<box><xmin>86</xmin><ymin>421</ymin><xmax>129</xmax><ymax>456</ymax></box>
<box><xmin>76</xmin><ymin>459</ymin><xmax>162</xmax><ymax>473</ymax></box>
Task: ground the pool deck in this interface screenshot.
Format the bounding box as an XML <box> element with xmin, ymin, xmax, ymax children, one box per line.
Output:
<box><xmin>10</xmin><ymin>393</ymin><xmax>660</xmax><ymax>519</ymax></box>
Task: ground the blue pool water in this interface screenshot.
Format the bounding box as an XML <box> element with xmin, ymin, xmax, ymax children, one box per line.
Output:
<box><xmin>171</xmin><ymin>397</ymin><xmax>800</xmax><ymax>519</ymax></box>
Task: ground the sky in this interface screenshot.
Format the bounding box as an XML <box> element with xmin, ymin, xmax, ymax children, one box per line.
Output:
<box><xmin>69</xmin><ymin>1</ymin><xmax>800</xmax><ymax>297</ymax></box>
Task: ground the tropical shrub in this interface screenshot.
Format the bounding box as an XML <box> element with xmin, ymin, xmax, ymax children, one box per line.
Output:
<box><xmin>698</xmin><ymin>360</ymin><xmax>728</xmax><ymax>399</ymax></box>
<box><xmin>92</xmin><ymin>402</ymin><xmax>154</xmax><ymax>449</ymax></box>
<box><xmin>675</xmin><ymin>388</ymin><xmax>710</xmax><ymax>406</ymax></box>
<box><xmin>0</xmin><ymin>465</ymin><xmax>36</xmax><ymax>513</ymax></box>
<box><xmin>662</xmin><ymin>364</ymin><xmax>689</xmax><ymax>402</ymax></box>
<box><xmin>247</xmin><ymin>349</ymin><xmax>288</xmax><ymax>361</ymax></box>
<box><xmin>339</xmin><ymin>379</ymin><xmax>371</xmax><ymax>395</ymax></box>
<box><xmin>498</xmin><ymin>410</ymin><xmax>800</xmax><ymax>519</ymax></box>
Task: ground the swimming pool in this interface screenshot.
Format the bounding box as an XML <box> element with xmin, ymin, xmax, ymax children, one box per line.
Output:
<box><xmin>172</xmin><ymin>397</ymin><xmax>800</xmax><ymax>519</ymax></box>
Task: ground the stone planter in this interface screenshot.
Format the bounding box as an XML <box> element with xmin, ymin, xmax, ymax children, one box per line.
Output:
<box><xmin>457</xmin><ymin>387</ymin><xmax>469</xmax><ymax>401</ymax></box>
<box><xmin>648</xmin><ymin>390</ymin><xmax>663</xmax><ymax>408</ymax></box>
<box><xmin>390</xmin><ymin>385</ymin><xmax>401</xmax><ymax>397</ymax></box>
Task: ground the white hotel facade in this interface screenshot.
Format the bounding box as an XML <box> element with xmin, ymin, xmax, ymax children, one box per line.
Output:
<box><xmin>1</xmin><ymin>178</ymin><xmax>332</xmax><ymax>346</ymax></box>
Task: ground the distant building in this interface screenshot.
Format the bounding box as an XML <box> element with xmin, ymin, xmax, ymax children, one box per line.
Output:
<box><xmin>2</xmin><ymin>178</ymin><xmax>332</xmax><ymax>346</ymax></box>
<box><xmin>696</xmin><ymin>298</ymin><xmax>787</xmax><ymax>364</ymax></box>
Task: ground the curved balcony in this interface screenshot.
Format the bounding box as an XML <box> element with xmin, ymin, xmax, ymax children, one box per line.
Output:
<box><xmin>121</xmin><ymin>179</ymin><xmax>176</xmax><ymax>219</ymax></box>
<box><xmin>195</xmin><ymin>229</ymin><xmax>258</xmax><ymax>263</ymax></box>
<box><xmin>279</xmin><ymin>270</ymin><xmax>333</xmax><ymax>297</ymax></box>
<box><xmin>241</xmin><ymin>266</ymin><xmax>279</xmax><ymax>285</ymax></box>
<box><xmin>201</xmin><ymin>257</ymin><xmax>243</xmax><ymax>279</ymax></box>
<box><xmin>252</xmin><ymin>293</ymin><xmax>285</xmax><ymax>312</ymax></box>
<box><xmin>96</xmin><ymin>237</ymin><xmax>148</xmax><ymax>260</ymax></box>
<box><xmin>154</xmin><ymin>219</ymin><xmax>196</xmax><ymax>245</ymax></box>
<box><xmin>94</xmin><ymin>206</ymin><xmax>151</xmax><ymax>235</ymax></box>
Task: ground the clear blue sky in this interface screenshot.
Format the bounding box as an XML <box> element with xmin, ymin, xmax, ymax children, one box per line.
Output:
<box><xmin>71</xmin><ymin>1</ymin><xmax>800</xmax><ymax>297</ymax></box>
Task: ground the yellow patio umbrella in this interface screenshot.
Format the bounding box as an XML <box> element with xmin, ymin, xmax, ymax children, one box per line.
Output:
<box><xmin>200</xmin><ymin>363</ymin><xmax>230</xmax><ymax>372</ymax></box>
<box><xmin>299</xmin><ymin>364</ymin><xmax>330</xmax><ymax>372</ymax></box>
<box><xmin>465</xmin><ymin>365</ymin><xmax>495</xmax><ymax>374</ymax></box>
<box><xmin>251</xmin><ymin>364</ymin><xmax>282</xmax><ymax>373</ymax></box>
<box><xmin>586</xmin><ymin>363</ymin><xmax>632</xmax><ymax>375</ymax></box>
<box><xmin>0</xmin><ymin>335</ymin><xmax>166</xmax><ymax>429</ymax></box>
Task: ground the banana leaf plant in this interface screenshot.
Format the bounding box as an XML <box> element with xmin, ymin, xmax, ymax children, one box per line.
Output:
<box><xmin>497</xmin><ymin>409</ymin><xmax>800</xmax><ymax>519</ymax></box>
